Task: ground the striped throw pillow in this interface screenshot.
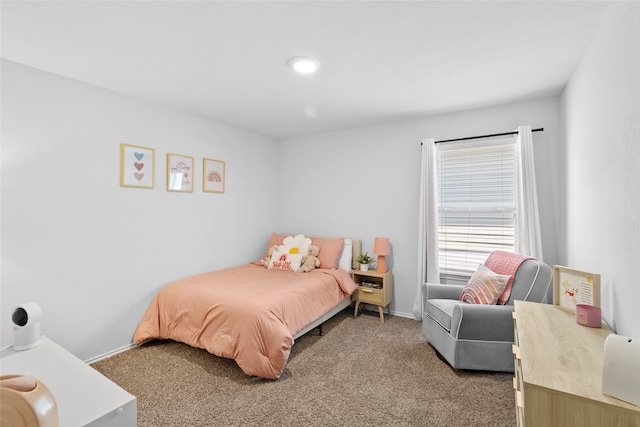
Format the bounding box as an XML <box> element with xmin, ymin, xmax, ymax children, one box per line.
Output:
<box><xmin>459</xmin><ymin>264</ymin><xmax>510</xmax><ymax>305</ymax></box>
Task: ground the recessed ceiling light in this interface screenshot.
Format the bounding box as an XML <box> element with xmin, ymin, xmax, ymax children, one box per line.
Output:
<box><xmin>289</xmin><ymin>56</ymin><xmax>320</xmax><ymax>74</ymax></box>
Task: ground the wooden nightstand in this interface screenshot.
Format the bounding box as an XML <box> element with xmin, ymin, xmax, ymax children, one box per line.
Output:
<box><xmin>352</xmin><ymin>269</ymin><xmax>393</xmax><ymax>323</ymax></box>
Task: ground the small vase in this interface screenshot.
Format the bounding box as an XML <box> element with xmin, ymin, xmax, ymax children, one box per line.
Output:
<box><xmin>360</xmin><ymin>264</ymin><xmax>369</xmax><ymax>271</ymax></box>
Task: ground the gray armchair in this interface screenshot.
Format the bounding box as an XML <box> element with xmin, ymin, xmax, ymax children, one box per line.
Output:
<box><xmin>422</xmin><ymin>258</ymin><xmax>552</xmax><ymax>372</ymax></box>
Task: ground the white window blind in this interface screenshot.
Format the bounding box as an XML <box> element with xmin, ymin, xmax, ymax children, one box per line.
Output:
<box><xmin>436</xmin><ymin>136</ymin><xmax>518</xmax><ymax>274</ymax></box>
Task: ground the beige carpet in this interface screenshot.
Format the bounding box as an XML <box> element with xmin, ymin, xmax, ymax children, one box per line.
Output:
<box><xmin>92</xmin><ymin>309</ymin><xmax>516</xmax><ymax>426</ymax></box>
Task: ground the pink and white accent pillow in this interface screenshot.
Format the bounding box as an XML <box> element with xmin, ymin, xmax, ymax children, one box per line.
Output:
<box><xmin>459</xmin><ymin>264</ymin><xmax>510</xmax><ymax>305</ymax></box>
<box><xmin>267</xmin><ymin>252</ymin><xmax>303</xmax><ymax>271</ymax></box>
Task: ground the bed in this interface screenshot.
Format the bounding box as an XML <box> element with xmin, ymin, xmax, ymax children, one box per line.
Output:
<box><xmin>133</xmin><ymin>234</ymin><xmax>361</xmax><ymax>380</ymax></box>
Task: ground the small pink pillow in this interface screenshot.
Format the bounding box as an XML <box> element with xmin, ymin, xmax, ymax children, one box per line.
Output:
<box><xmin>311</xmin><ymin>237</ymin><xmax>345</xmax><ymax>269</ymax></box>
<box><xmin>459</xmin><ymin>265</ymin><xmax>510</xmax><ymax>305</ymax></box>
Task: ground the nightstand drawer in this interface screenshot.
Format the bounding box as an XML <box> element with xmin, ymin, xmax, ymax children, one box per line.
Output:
<box><xmin>356</xmin><ymin>287</ymin><xmax>384</xmax><ymax>305</ymax></box>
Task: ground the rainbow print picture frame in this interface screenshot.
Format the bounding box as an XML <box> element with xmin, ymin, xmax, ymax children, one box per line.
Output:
<box><xmin>203</xmin><ymin>158</ymin><xmax>225</xmax><ymax>193</ymax></box>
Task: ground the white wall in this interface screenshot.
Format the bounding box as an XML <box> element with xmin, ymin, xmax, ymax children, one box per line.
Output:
<box><xmin>5</xmin><ymin>0</ymin><xmax>635</xmax><ymax>360</ymax></box>
<box><xmin>561</xmin><ymin>3</ymin><xmax>639</xmax><ymax>338</ymax></box>
<box><xmin>1</xmin><ymin>60</ymin><xmax>279</xmax><ymax>360</ymax></box>
<box><xmin>277</xmin><ymin>96</ymin><xmax>561</xmax><ymax>317</ymax></box>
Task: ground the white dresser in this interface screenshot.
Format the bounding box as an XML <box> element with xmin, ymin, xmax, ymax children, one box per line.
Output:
<box><xmin>1</xmin><ymin>336</ymin><xmax>136</xmax><ymax>427</ymax></box>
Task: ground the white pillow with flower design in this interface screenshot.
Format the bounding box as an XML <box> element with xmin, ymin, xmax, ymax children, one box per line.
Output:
<box><xmin>279</xmin><ymin>234</ymin><xmax>312</xmax><ymax>257</ymax></box>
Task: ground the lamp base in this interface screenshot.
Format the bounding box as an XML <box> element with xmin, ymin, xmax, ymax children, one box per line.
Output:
<box><xmin>376</xmin><ymin>256</ymin><xmax>387</xmax><ymax>273</ymax></box>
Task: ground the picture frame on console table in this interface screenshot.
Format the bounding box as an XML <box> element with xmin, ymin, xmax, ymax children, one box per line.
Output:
<box><xmin>552</xmin><ymin>265</ymin><xmax>601</xmax><ymax>313</ymax></box>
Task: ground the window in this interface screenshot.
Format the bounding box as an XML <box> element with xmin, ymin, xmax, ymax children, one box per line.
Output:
<box><xmin>436</xmin><ymin>135</ymin><xmax>518</xmax><ymax>274</ymax></box>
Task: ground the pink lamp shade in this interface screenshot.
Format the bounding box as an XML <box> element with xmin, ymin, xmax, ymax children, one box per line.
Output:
<box><xmin>373</xmin><ymin>237</ymin><xmax>391</xmax><ymax>273</ymax></box>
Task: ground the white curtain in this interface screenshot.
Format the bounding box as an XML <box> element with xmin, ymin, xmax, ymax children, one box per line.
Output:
<box><xmin>412</xmin><ymin>138</ymin><xmax>440</xmax><ymax>320</ymax></box>
<box><xmin>516</xmin><ymin>125</ymin><xmax>544</xmax><ymax>259</ymax></box>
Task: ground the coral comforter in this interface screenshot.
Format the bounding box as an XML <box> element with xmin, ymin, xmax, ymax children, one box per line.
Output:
<box><xmin>133</xmin><ymin>264</ymin><xmax>357</xmax><ymax>379</ymax></box>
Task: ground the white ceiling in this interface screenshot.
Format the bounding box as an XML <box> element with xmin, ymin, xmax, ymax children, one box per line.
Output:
<box><xmin>1</xmin><ymin>1</ymin><xmax>610</xmax><ymax>139</ymax></box>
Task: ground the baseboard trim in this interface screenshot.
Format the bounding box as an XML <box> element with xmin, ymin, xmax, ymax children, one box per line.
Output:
<box><xmin>358</xmin><ymin>305</ymin><xmax>416</xmax><ymax>320</ymax></box>
<box><xmin>86</xmin><ymin>342</ymin><xmax>136</xmax><ymax>365</ymax></box>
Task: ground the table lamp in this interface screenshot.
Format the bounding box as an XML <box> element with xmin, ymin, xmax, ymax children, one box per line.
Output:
<box><xmin>373</xmin><ymin>237</ymin><xmax>391</xmax><ymax>273</ymax></box>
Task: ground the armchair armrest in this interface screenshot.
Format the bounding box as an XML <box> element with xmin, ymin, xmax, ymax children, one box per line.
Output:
<box><xmin>451</xmin><ymin>304</ymin><xmax>515</xmax><ymax>342</ymax></box>
<box><xmin>422</xmin><ymin>283</ymin><xmax>464</xmax><ymax>301</ymax></box>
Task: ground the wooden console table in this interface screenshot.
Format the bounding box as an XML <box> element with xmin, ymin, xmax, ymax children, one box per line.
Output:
<box><xmin>512</xmin><ymin>301</ymin><xmax>640</xmax><ymax>426</ymax></box>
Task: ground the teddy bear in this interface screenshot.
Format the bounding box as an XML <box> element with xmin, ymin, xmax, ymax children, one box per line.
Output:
<box><xmin>298</xmin><ymin>245</ymin><xmax>321</xmax><ymax>272</ymax></box>
<box><xmin>259</xmin><ymin>245</ymin><xmax>279</xmax><ymax>268</ymax></box>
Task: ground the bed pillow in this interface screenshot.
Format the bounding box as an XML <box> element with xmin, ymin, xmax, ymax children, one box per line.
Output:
<box><xmin>459</xmin><ymin>264</ymin><xmax>510</xmax><ymax>305</ymax></box>
<box><xmin>263</xmin><ymin>232</ymin><xmax>287</xmax><ymax>258</ymax></box>
<box><xmin>338</xmin><ymin>239</ymin><xmax>353</xmax><ymax>272</ymax></box>
<box><xmin>311</xmin><ymin>237</ymin><xmax>345</xmax><ymax>269</ymax></box>
<box><xmin>267</xmin><ymin>252</ymin><xmax>303</xmax><ymax>271</ymax></box>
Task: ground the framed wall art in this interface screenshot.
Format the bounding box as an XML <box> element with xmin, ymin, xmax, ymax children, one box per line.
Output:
<box><xmin>167</xmin><ymin>153</ymin><xmax>194</xmax><ymax>192</ymax></box>
<box><xmin>552</xmin><ymin>265</ymin><xmax>601</xmax><ymax>313</ymax></box>
<box><xmin>203</xmin><ymin>158</ymin><xmax>225</xmax><ymax>193</ymax></box>
<box><xmin>120</xmin><ymin>143</ymin><xmax>155</xmax><ymax>189</ymax></box>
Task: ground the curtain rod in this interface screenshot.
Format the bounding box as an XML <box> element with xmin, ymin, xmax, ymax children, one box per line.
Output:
<box><xmin>434</xmin><ymin>127</ymin><xmax>544</xmax><ymax>144</ymax></box>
